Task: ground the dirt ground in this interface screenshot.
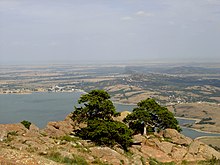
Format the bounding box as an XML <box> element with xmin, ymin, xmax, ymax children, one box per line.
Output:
<box><xmin>198</xmin><ymin>136</ymin><xmax>220</xmax><ymax>149</ymax></box>
<box><xmin>168</xmin><ymin>102</ymin><xmax>220</xmax><ymax>133</ymax></box>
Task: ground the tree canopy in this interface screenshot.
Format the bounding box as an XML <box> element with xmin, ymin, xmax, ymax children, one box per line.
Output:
<box><xmin>72</xmin><ymin>89</ymin><xmax>133</xmax><ymax>151</ymax></box>
<box><xmin>71</xmin><ymin>89</ymin><xmax>120</xmax><ymax>123</ymax></box>
<box><xmin>123</xmin><ymin>98</ymin><xmax>181</xmax><ymax>134</ymax></box>
<box><xmin>75</xmin><ymin>119</ymin><xmax>133</xmax><ymax>151</ymax></box>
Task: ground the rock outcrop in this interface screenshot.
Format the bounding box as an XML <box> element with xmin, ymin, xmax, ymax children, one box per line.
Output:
<box><xmin>161</xmin><ymin>128</ymin><xmax>192</xmax><ymax>146</ymax></box>
<box><xmin>0</xmin><ymin>114</ymin><xmax>220</xmax><ymax>165</ymax></box>
<box><xmin>41</xmin><ymin>113</ymin><xmax>86</xmax><ymax>138</ymax></box>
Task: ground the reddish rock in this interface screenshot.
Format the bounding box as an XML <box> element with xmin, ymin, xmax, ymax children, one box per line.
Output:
<box><xmin>133</xmin><ymin>134</ymin><xmax>147</xmax><ymax>143</ymax></box>
<box><xmin>162</xmin><ymin>128</ymin><xmax>192</xmax><ymax>146</ymax></box>
<box><xmin>171</xmin><ymin>146</ymin><xmax>188</xmax><ymax>161</ymax></box>
<box><xmin>41</xmin><ymin>114</ymin><xmax>86</xmax><ymax>138</ymax></box>
<box><xmin>141</xmin><ymin>145</ymin><xmax>173</xmax><ymax>163</ymax></box>
<box><xmin>156</xmin><ymin>141</ymin><xmax>175</xmax><ymax>155</ymax></box>
<box><xmin>24</xmin><ymin>124</ymin><xmax>40</xmax><ymax>137</ymax></box>
<box><xmin>187</xmin><ymin>140</ymin><xmax>220</xmax><ymax>160</ymax></box>
<box><xmin>0</xmin><ymin>148</ymin><xmax>60</xmax><ymax>165</ymax></box>
<box><xmin>41</xmin><ymin>120</ymin><xmax>74</xmax><ymax>138</ymax></box>
<box><xmin>90</xmin><ymin>146</ymin><xmax>129</xmax><ymax>165</ymax></box>
<box><xmin>0</xmin><ymin>123</ymin><xmax>28</xmax><ymax>142</ymax></box>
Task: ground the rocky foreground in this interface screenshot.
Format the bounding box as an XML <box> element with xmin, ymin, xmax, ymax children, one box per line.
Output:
<box><xmin>0</xmin><ymin>112</ymin><xmax>220</xmax><ymax>165</ymax></box>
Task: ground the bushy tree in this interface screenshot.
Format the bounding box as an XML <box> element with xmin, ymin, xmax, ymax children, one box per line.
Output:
<box><xmin>76</xmin><ymin>120</ymin><xmax>133</xmax><ymax>151</ymax></box>
<box><xmin>71</xmin><ymin>90</ymin><xmax>119</xmax><ymax>123</ymax></box>
<box><xmin>72</xmin><ymin>90</ymin><xmax>133</xmax><ymax>150</ymax></box>
<box><xmin>123</xmin><ymin>98</ymin><xmax>181</xmax><ymax>134</ymax></box>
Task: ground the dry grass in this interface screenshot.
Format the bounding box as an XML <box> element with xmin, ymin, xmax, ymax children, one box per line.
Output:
<box><xmin>198</xmin><ymin>136</ymin><xmax>220</xmax><ymax>149</ymax></box>
<box><xmin>174</xmin><ymin>103</ymin><xmax>220</xmax><ymax>133</ymax></box>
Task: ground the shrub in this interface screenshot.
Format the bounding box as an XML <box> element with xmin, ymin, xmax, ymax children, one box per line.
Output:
<box><xmin>76</xmin><ymin>120</ymin><xmax>133</xmax><ymax>151</ymax></box>
<box><xmin>21</xmin><ymin>120</ymin><xmax>31</xmax><ymax>129</ymax></box>
<box><xmin>46</xmin><ymin>151</ymin><xmax>88</xmax><ymax>165</ymax></box>
<box><xmin>60</xmin><ymin>135</ymin><xmax>79</xmax><ymax>142</ymax></box>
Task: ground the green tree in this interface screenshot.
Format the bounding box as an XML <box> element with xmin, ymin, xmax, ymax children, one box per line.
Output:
<box><xmin>72</xmin><ymin>89</ymin><xmax>133</xmax><ymax>151</ymax></box>
<box><xmin>71</xmin><ymin>90</ymin><xmax>119</xmax><ymax>123</ymax></box>
<box><xmin>76</xmin><ymin>120</ymin><xmax>133</xmax><ymax>151</ymax></box>
<box><xmin>123</xmin><ymin>98</ymin><xmax>181</xmax><ymax>134</ymax></box>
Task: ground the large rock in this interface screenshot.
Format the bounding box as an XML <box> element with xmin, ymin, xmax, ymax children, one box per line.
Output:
<box><xmin>90</xmin><ymin>146</ymin><xmax>129</xmax><ymax>165</ymax></box>
<box><xmin>170</xmin><ymin>146</ymin><xmax>188</xmax><ymax>161</ymax></box>
<box><xmin>24</xmin><ymin>124</ymin><xmax>40</xmax><ymax>137</ymax></box>
<box><xmin>0</xmin><ymin>148</ymin><xmax>60</xmax><ymax>165</ymax></box>
<box><xmin>200</xmin><ymin>142</ymin><xmax>220</xmax><ymax>159</ymax></box>
<box><xmin>41</xmin><ymin>120</ymin><xmax>74</xmax><ymax>138</ymax></box>
<box><xmin>156</xmin><ymin>141</ymin><xmax>175</xmax><ymax>155</ymax></box>
<box><xmin>141</xmin><ymin>145</ymin><xmax>173</xmax><ymax>162</ymax></box>
<box><xmin>162</xmin><ymin>129</ymin><xmax>192</xmax><ymax>146</ymax></box>
<box><xmin>41</xmin><ymin>113</ymin><xmax>86</xmax><ymax>138</ymax></box>
<box><xmin>0</xmin><ymin>123</ymin><xmax>28</xmax><ymax>141</ymax></box>
<box><xmin>133</xmin><ymin>134</ymin><xmax>147</xmax><ymax>144</ymax></box>
<box><xmin>137</xmin><ymin>129</ymin><xmax>220</xmax><ymax>163</ymax></box>
<box><xmin>186</xmin><ymin>140</ymin><xmax>220</xmax><ymax>160</ymax></box>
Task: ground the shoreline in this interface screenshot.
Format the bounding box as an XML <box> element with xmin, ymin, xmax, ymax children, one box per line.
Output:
<box><xmin>188</xmin><ymin>126</ymin><xmax>220</xmax><ymax>135</ymax></box>
<box><xmin>112</xmin><ymin>100</ymin><xmax>136</xmax><ymax>106</ymax></box>
<box><xmin>0</xmin><ymin>92</ymin><xmax>33</xmax><ymax>95</ymax></box>
<box><xmin>0</xmin><ymin>90</ymin><xmax>86</xmax><ymax>95</ymax></box>
<box><xmin>195</xmin><ymin>136</ymin><xmax>220</xmax><ymax>140</ymax></box>
<box><xmin>182</xmin><ymin>125</ymin><xmax>220</xmax><ymax>135</ymax></box>
<box><xmin>175</xmin><ymin>116</ymin><xmax>201</xmax><ymax>123</ymax></box>
<box><xmin>177</xmin><ymin>116</ymin><xmax>220</xmax><ymax>135</ymax></box>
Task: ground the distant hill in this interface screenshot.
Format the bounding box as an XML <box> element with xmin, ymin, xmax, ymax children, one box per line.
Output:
<box><xmin>162</xmin><ymin>66</ymin><xmax>220</xmax><ymax>75</ymax></box>
<box><xmin>125</xmin><ymin>66</ymin><xmax>220</xmax><ymax>75</ymax></box>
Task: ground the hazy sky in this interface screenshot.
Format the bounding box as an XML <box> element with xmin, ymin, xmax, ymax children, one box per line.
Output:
<box><xmin>0</xmin><ymin>0</ymin><xmax>220</xmax><ymax>64</ymax></box>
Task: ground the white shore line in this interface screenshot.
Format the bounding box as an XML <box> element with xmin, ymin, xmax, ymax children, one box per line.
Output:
<box><xmin>0</xmin><ymin>90</ymin><xmax>87</xmax><ymax>95</ymax></box>
<box><xmin>195</xmin><ymin>136</ymin><xmax>220</xmax><ymax>140</ymax></box>
<box><xmin>175</xmin><ymin>116</ymin><xmax>201</xmax><ymax>123</ymax></box>
<box><xmin>0</xmin><ymin>92</ymin><xmax>32</xmax><ymax>95</ymax></box>
<box><xmin>112</xmin><ymin>101</ymin><xmax>136</xmax><ymax>106</ymax></box>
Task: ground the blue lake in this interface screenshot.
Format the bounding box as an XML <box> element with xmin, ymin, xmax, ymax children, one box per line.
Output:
<box><xmin>0</xmin><ymin>92</ymin><xmax>220</xmax><ymax>139</ymax></box>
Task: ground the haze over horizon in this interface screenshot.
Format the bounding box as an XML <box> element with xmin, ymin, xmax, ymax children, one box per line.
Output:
<box><xmin>0</xmin><ymin>0</ymin><xmax>220</xmax><ymax>65</ymax></box>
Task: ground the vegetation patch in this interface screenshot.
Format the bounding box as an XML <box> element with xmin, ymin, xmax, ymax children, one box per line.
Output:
<box><xmin>198</xmin><ymin>156</ymin><xmax>220</xmax><ymax>165</ymax></box>
<box><xmin>92</xmin><ymin>158</ymin><xmax>110</xmax><ymax>165</ymax></box>
<box><xmin>209</xmin><ymin>144</ymin><xmax>220</xmax><ymax>152</ymax></box>
<box><xmin>149</xmin><ymin>157</ymin><xmax>175</xmax><ymax>165</ymax></box>
<box><xmin>60</xmin><ymin>135</ymin><xmax>79</xmax><ymax>142</ymax></box>
<box><xmin>76</xmin><ymin>120</ymin><xmax>133</xmax><ymax>151</ymax></box>
<box><xmin>21</xmin><ymin>120</ymin><xmax>31</xmax><ymax>129</ymax></box>
<box><xmin>7</xmin><ymin>131</ymin><xmax>18</xmax><ymax>136</ymax></box>
<box><xmin>45</xmin><ymin>151</ymin><xmax>88</xmax><ymax>165</ymax></box>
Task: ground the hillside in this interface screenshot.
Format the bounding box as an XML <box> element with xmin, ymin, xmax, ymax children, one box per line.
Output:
<box><xmin>0</xmin><ymin>112</ymin><xmax>220</xmax><ymax>165</ymax></box>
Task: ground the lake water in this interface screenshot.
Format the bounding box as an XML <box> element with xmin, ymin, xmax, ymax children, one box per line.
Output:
<box><xmin>178</xmin><ymin>118</ymin><xmax>220</xmax><ymax>139</ymax></box>
<box><xmin>0</xmin><ymin>92</ymin><xmax>135</xmax><ymax>128</ymax></box>
<box><xmin>0</xmin><ymin>92</ymin><xmax>219</xmax><ymax>139</ymax></box>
